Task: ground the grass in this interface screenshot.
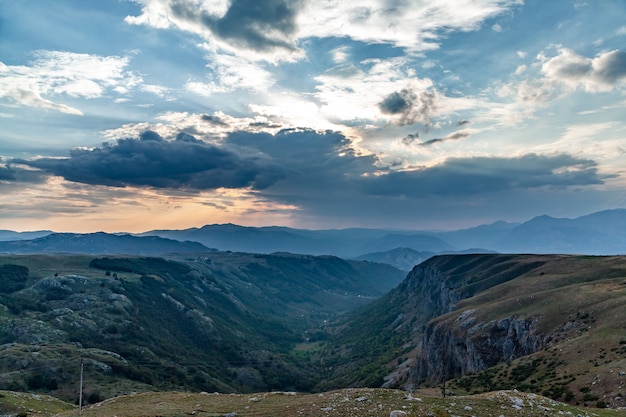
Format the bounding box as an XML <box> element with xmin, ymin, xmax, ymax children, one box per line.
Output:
<box><xmin>3</xmin><ymin>388</ymin><xmax>620</xmax><ymax>417</ymax></box>
<box><xmin>0</xmin><ymin>390</ymin><xmax>75</xmax><ymax>416</ymax></box>
<box><xmin>0</xmin><ymin>254</ymin><xmax>143</xmax><ymax>281</ymax></box>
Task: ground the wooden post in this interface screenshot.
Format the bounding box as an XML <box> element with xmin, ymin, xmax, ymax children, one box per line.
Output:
<box><xmin>79</xmin><ymin>358</ymin><xmax>84</xmax><ymax>415</ymax></box>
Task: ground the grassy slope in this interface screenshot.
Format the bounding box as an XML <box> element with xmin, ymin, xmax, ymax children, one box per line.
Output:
<box><xmin>440</xmin><ymin>255</ymin><xmax>626</xmax><ymax>407</ymax></box>
<box><xmin>2</xmin><ymin>388</ymin><xmax>623</xmax><ymax>417</ymax></box>
<box><xmin>0</xmin><ymin>390</ymin><xmax>75</xmax><ymax>416</ymax></box>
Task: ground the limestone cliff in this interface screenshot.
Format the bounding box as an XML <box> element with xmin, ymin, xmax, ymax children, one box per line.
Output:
<box><xmin>411</xmin><ymin>311</ymin><xmax>544</xmax><ymax>385</ymax></box>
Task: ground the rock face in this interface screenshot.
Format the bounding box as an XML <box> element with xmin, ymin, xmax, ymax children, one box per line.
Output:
<box><xmin>412</xmin><ymin>311</ymin><xmax>544</xmax><ymax>385</ymax></box>
<box><xmin>386</xmin><ymin>254</ymin><xmax>548</xmax><ymax>387</ymax></box>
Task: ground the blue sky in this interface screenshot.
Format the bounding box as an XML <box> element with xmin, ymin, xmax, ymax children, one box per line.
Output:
<box><xmin>1</xmin><ymin>0</ymin><xmax>625</xmax><ymax>232</ymax></box>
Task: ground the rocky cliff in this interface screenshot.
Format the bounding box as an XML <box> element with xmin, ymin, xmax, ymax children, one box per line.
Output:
<box><xmin>412</xmin><ymin>312</ymin><xmax>544</xmax><ymax>385</ymax></box>
<box><xmin>322</xmin><ymin>254</ymin><xmax>626</xmax><ymax>408</ymax></box>
<box><xmin>391</xmin><ymin>255</ymin><xmax>547</xmax><ymax>386</ymax></box>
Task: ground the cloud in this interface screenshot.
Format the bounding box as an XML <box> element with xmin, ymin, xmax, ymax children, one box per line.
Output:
<box><xmin>201</xmin><ymin>114</ymin><xmax>229</xmax><ymax>126</ymax></box>
<box><xmin>126</xmin><ymin>0</ymin><xmax>523</xmax><ymax>61</ymax></box>
<box><xmin>313</xmin><ymin>57</ymin><xmax>436</xmax><ymax>125</ymax></box>
<box><xmin>419</xmin><ymin>129</ymin><xmax>475</xmax><ymax>146</ymax></box>
<box><xmin>401</xmin><ymin>133</ymin><xmax>420</xmax><ymax>146</ymax></box>
<box><xmin>186</xmin><ymin>51</ymin><xmax>276</xmax><ymax>94</ymax></box>
<box><xmin>379</xmin><ymin>88</ymin><xmax>439</xmax><ymax>126</ymax></box>
<box><xmin>128</xmin><ymin>0</ymin><xmax>303</xmax><ymax>62</ymax></box>
<box><xmin>0</xmin><ymin>165</ymin><xmax>15</xmax><ymax>181</ymax></box>
<box><xmin>298</xmin><ymin>1</ymin><xmax>523</xmax><ymax>53</ymax></box>
<box><xmin>541</xmin><ymin>48</ymin><xmax>626</xmax><ymax>92</ymax></box>
<box><xmin>14</xmin><ymin>131</ymin><xmax>286</xmax><ymax>191</ymax></box>
<box><xmin>0</xmin><ymin>50</ymin><xmax>141</xmax><ymax>114</ymax></box>
<box><xmin>492</xmin><ymin>48</ymin><xmax>626</xmax><ymax>126</ymax></box>
<box><xmin>360</xmin><ymin>153</ymin><xmax>606</xmax><ymax>197</ymax></box>
<box><xmin>205</xmin><ymin>0</ymin><xmax>301</xmax><ymax>53</ymax></box>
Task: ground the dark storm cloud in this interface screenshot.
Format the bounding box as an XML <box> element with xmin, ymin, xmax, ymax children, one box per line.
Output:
<box><xmin>0</xmin><ymin>162</ymin><xmax>53</xmax><ymax>186</ymax></box>
<box><xmin>401</xmin><ymin>132</ymin><xmax>419</xmax><ymax>146</ymax></box>
<box><xmin>249</xmin><ymin>121</ymin><xmax>283</xmax><ymax>128</ymax></box>
<box><xmin>201</xmin><ymin>114</ymin><xmax>229</xmax><ymax>126</ymax></box>
<box><xmin>420</xmin><ymin>130</ymin><xmax>472</xmax><ymax>146</ymax></box>
<box><xmin>171</xmin><ymin>0</ymin><xmax>301</xmax><ymax>54</ymax></box>
<box><xmin>360</xmin><ymin>154</ymin><xmax>606</xmax><ymax>197</ymax></box>
<box><xmin>379</xmin><ymin>88</ymin><xmax>438</xmax><ymax>126</ymax></box>
<box><xmin>379</xmin><ymin>89</ymin><xmax>412</xmax><ymax>114</ymax></box>
<box><xmin>0</xmin><ymin>164</ymin><xmax>16</xmax><ymax>181</ymax></box>
<box><xmin>225</xmin><ymin>128</ymin><xmax>375</xmax><ymax>175</ymax></box>
<box><xmin>221</xmin><ymin>129</ymin><xmax>378</xmax><ymax>203</ymax></box>
<box><xmin>9</xmin><ymin>129</ymin><xmax>376</xmax><ymax>196</ymax></box>
<box><xmin>14</xmin><ymin>131</ymin><xmax>286</xmax><ymax>191</ymax></box>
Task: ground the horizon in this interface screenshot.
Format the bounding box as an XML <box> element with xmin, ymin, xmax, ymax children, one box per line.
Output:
<box><xmin>3</xmin><ymin>207</ymin><xmax>624</xmax><ymax>235</ymax></box>
<box><xmin>2</xmin><ymin>1</ymin><xmax>626</xmax><ymax>233</ymax></box>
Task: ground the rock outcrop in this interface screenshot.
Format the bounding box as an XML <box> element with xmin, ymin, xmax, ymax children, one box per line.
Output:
<box><xmin>384</xmin><ymin>255</ymin><xmax>547</xmax><ymax>387</ymax></box>
<box><xmin>411</xmin><ymin>310</ymin><xmax>544</xmax><ymax>385</ymax></box>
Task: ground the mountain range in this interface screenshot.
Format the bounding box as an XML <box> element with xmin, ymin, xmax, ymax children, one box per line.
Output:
<box><xmin>140</xmin><ymin>209</ymin><xmax>626</xmax><ymax>257</ymax></box>
<box><xmin>0</xmin><ymin>232</ymin><xmax>213</xmax><ymax>256</ymax></box>
<box><xmin>1</xmin><ymin>210</ymin><xmax>625</xmax><ymax>262</ymax></box>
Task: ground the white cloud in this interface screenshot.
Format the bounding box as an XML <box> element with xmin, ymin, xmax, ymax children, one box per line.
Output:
<box><xmin>299</xmin><ymin>0</ymin><xmax>522</xmax><ymax>53</ymax></box>
<box><xmin>514</xmin><ymin>64</ymin><xmax>527</xmax><ymax>75</ymax></box>
<box><xmin>314</xmin><ymin>57</ymin><xmax>434</xmax><ymax>124</ymax></box>
<box><xmin>492</xmin><ymin>23</ymin><xmax>503</xmax><ymax>32</ymax></box>
<box><xmin>100</xmin><ymin>110</ymin><xmax>292</xmax><ymax>143</ymax></box>
<box><xmin>126</xmin><ymin>0</ymin><xmax>523</xmax><ymax>62</ymax></box>
<box><xmin>140</xmin><ymin>84</ymin><xmax>172</xmax><ymax>98</ymax></box>
<box><xmin>540</xmin><ymin>47</ymin><xmax>626</xmax><ymax>92</ymax></box>
<box><xmin>0</xmin><ymin>50</ymin><xmax>141</xmax><ymax>114</ymax></box>
<box><xmin>490</xmin><ymin>47</ymin><xmax>626</xmax><ymax>126</ymax></box>
<box><xmin>185</xmin><ymin>50</ymin><xmax>275</xmax><ymax>95</ymax></box>
<box><xmin>331</xmin><ymin>46</ymin><xmax>350</xmax><ymax>64</ymax></box>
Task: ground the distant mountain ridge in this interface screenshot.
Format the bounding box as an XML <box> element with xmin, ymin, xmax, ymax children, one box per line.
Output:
<box><xmin>139</xmin><ymin>224</ymin><xmax>454</xmax><ymax>257</ymax></box>
<box><xmin>2</xmin><ymin>209</ymin><xmax>625</xmax><ymax>257</ymax></box>
<box><xmin>140</xmin><ymin>208</ymin><xmax>626</xmax><ymax>256</ymax></box>
<box><xmin>0</xmin><ymin>230</ymin><xmax>52</xmax><ymax>242</ymax></box>
<box><xmin>0</xmin><ymin>232</ymin><xmax>213</xmax><ymax>255</ymax></box>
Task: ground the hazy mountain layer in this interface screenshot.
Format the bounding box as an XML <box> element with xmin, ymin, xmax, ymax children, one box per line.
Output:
<box><xmin>2</xmin><ymin>209</ymin><xmax>625</xmax><ymax>259</ymax></box>
<box><xmin>0</xmin><ymin>232</ymin><xmax>213</xmax><ymax>255</ymax></box>
<box><xmin>140</xmin><ymin>208</ymin><xmax>626</xmax><ymax>256</ymax></box>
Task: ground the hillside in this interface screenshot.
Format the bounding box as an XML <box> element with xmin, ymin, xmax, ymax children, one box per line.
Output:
<box><xmin>354</xmin><ymin>247</ymin><xmax>435</xmax><ymax>271</ymax></box>
<box><xmin>0</xmin><ymin>253</ymin><xmax>404</xmax><ymax>402</ymax></box>
<box><xmin>0</xmin><ymin>232</ymin><xmax>212</xmax><ymax>255</ymax></box>
<box><xmin>317</xmin><ymin>254</ymin><xmax>626</xmax><ymax>408</ymax></box>
<box><xmin>1</xmin><ymin>252</ymin><xmax>625</xmax><ymax>410</ymax></box>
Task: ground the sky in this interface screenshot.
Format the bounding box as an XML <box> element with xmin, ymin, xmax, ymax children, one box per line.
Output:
<box><xmin>1</xmin><ymin>0</ymin><xmax>625</xmax><ymax>233</ymax></box>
